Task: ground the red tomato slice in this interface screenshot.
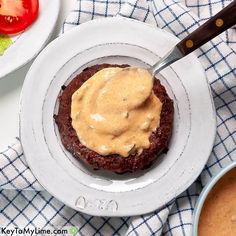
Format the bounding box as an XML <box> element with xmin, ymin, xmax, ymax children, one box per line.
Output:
<box><xmin>0</xmin><ymin>0</ymin><xmax>39</xmax><ymax>35</ymax></box>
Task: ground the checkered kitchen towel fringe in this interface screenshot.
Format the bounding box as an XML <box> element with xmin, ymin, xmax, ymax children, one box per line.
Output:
<box><xmin>0</xmin><ymin>0</ymin><xmax>235</xmax><ymax>235</ymax></box>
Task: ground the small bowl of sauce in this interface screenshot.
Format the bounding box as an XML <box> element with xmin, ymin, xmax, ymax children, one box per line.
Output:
<box><xmin>193</xmin><ymin>162</ymin><xmax>236</xmax><ymax>236</ymax></box>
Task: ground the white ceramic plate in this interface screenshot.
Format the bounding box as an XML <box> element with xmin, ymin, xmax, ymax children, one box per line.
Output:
<box><xmin>20</xmin><ymin>18</ymin><xmax>216</xmax><ymax>217</ymax></box>
<box><xmin>0</xmin><ymin>0</ymin><xmax>60</xmax><ymax>79</ymax></box>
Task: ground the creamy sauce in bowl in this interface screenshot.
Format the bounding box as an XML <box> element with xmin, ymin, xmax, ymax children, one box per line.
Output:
<box><xmin>198</xmin><ymin>167</ymin><xmax>236</xmax><ymax>236</ymax></box>
<box><xmin>71</xmin><ymin>67</ymin><xmax>162</xmax><ymax>157</ymax></box>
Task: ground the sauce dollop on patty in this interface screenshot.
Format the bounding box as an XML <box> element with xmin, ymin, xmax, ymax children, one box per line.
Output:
<box><xmin>71</xmin><ymin>67</ymin><xmax>162</xmax><ymax>157</ymax></box>
<box><xmin>54</xmin><ymin>64</ymin><xmax>174</xmax><ymax>173</ymax></box>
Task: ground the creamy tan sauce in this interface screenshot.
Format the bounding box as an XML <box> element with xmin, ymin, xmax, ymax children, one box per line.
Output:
<box><xmin>199</xmin><ymin>168</ymin><xmax>236</xmax><ymax>236</ymax></box>
<box><xmin>71</xmin><ymin>67</ymin><xmax>162</xmax><ymax>157</ymax></box>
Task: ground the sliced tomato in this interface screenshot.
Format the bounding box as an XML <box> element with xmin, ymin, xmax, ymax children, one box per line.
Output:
<box><xmin>0</xmin><ymin>0</ymin><xmax>39</xmax><ymax>35</ymax></box>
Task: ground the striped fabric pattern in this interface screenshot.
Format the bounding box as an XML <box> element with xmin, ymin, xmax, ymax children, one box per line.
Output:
<box><xmin>0</xmin><ymin>0</ymin><xmax>235</xmax><ymax>235</ymax></box>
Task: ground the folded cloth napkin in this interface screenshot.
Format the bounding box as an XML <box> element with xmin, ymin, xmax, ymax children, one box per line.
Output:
<box><xmin>0</xmin><ymin>0</ymin><xmax>235</xmax><ymax>235</ymax></box>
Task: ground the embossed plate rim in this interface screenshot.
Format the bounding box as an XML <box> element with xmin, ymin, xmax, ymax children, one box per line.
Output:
<box><xmin>20</xmin><ymin>18</ymin><xmax>216</xmax><ymax>216</ymax></box>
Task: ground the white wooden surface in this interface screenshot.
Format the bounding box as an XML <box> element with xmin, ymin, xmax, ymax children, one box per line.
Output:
<box><xmin>0</xmin><ymin>0</ymin><xmax>76</xmax><ymax>150</ymax></box>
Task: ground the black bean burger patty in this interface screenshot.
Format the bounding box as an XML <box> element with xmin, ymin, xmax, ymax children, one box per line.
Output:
<box><xmin>54</xmin><ymin>64</ymin><xmax>174</xmax><ymax>173</ymax></box>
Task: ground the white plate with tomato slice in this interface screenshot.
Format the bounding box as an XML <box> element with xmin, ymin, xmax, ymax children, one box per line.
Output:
<box><xmin>0</xmin><ymin>0</ymin><xmax>60</xmax><ymax>78</ymax></box>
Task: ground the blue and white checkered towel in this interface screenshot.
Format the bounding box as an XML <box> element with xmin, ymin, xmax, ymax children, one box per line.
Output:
<box><xmin>0</xmin><ymin>0</ymin><xmax>235</xmax><ymax>235</ymax></box>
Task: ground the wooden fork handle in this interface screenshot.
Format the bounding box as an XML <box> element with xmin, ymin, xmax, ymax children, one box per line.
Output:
<box><xmin>176</xmin><ymin>0</ymin><xmax>236</xmax><ymax>56</ymax></box>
